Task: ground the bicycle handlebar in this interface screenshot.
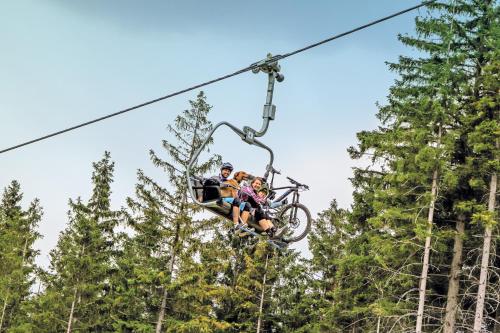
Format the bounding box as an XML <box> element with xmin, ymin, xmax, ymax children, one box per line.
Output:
<box><xmin>286</xmin><ymin>176</ymin><xmax>301</xmax><ymax>185</ymax></box>
<box><xmin>286</xmin><ymin>176</ymin><xmax>309</xmax><ymax>190</ymax></box>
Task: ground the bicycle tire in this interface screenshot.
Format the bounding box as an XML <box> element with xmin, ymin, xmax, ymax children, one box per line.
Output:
<box><xmin>276</xmin><ymin>203</ymin><xmax>312</xmax><ymax>243</ymax></box>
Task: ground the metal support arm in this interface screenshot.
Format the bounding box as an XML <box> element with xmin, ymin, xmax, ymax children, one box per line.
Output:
<box><xmin>243</xmin><ymin>54</ymin><xmax>284</xmax><ymax>142</ymax></box>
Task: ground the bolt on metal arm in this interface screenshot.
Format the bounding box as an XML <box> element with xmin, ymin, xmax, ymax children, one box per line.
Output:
<box><xmin>243</xmin><ymin>54</ymin><xmax>284</xmax><ymax>143</ymax></box>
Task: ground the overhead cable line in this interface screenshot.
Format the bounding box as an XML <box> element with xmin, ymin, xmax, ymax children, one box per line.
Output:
<box><xmin>1</xmin><ymin>0</ymin><xmax>434</xmax><ymax>155</ymax></box>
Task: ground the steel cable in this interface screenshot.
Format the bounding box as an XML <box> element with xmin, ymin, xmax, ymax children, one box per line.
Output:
<box><xmin>1</xmin><ymin>0</ymin><xmax>434</xmax><ymax>155</ymax></box>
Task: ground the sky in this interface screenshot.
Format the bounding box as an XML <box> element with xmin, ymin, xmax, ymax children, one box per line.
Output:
<box><xmin>0</xmin><ymin>0</ymin><xmax>427</xmax><ymax>267</ymax></box>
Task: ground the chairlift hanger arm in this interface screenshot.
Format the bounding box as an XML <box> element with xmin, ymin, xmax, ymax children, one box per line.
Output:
<box><xmin>243</xmin><ymin>54</ymin><xmax>284</xmax><ymax>141</ymax></box>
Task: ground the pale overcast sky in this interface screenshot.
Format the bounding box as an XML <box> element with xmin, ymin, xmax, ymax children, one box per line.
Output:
<box><xmin>0</xmin><ymin>0</ymin><xmax>426</xmax><ymax>267</ymax></box>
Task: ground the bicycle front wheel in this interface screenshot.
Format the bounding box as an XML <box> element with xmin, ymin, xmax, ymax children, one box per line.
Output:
<box><xmin>275</xmin><ymin>203</ymin><xmax>312</xmax><ymax>243</ymax></box>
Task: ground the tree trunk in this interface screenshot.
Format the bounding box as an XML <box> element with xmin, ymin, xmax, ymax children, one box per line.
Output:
<box><xmin>494</xmin><ymin>304</ymin><xmax>500</xmax><ymax>333</ymax></box>
<box><xmin>155</xmin><ymin>255</ymin><xmax>176</xmax><ymax>333</ymax></box>
<box><xmin>416</xmin><ymin>125</ymin><xmax>442</xmax><ymax>333</ymax></box>
<box><xmin>0</xmin><ymin>294</ymin><xmax>8</xmax><ymax>333</ymax></box>
<box><xmin>473</xmin><ymin>171</ymin><xmax>497</xmax><ymax>332</ymax></box>
<box><xmin>256</xmin><ymin>254</ymin><xmax>269</xmax><ymax>333</ymax></box>
<box><xmin>21</xmin><ymin>238</ymin><xmax>28</xmax><ymax>268</ymax></box>
<box><xmin>155</xmin><ymin>235</ymin><xmax>179</xmax><ymax>333</ymax></box>
<box><xmin>443</xmin><ymin>215</ymin><xmax>465</xmax><ymax>333</ymax></box>
<box><xmin>495</xmin><ymin>229</ymin><xmax>500</xmax><ymax>333</ymax></box>
<box><xmin>416</xmin><ymin>168</ymin><xmax>439</xmax><ymax>332</ymax></box>
<box><xmin>1</xmin><ymin>238</ymin><xmax>31</xmax><ymax>333</ymax></box>
<box><xmin>155</xmin><ymin>286</ymin><xmax>169</xmax><ymax>333</ymax></box>
<box><xmin>66</xmin><ymin>244</ymin><xmax>85</xmax><ymax>333</ymax></box>
<box><xmin>156</xmin><ymin>169</ymin><xmax>189</xmax><ymax>333</ymax></box>
<box><xmin>66</xmin><ymin>287</ymin><xmax>78</xmax><ymax>333</ymax></box>
<box><xmin>0</xmin><ymin>238</ymin><xmax>29</xmax><ymax>333</ymax></box>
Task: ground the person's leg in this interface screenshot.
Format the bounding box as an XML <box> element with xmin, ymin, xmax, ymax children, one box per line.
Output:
<box><xmin>267</xmin><ymin>220</ymin><xmax>274</xmax><ymax>229</ymax></box>
<box><xmin>255</xmin><ymin>210</ymin><xmax>279</xmax><ymax>237</ymax></box>
<box><xmin>258</xmin><ymin>219</ymin><xmax>270</xmax><ymax>231</ymax></box>
<box><xmin>265</xmin><ymin>219</ymin><xmax>285</xmax><ymax>238</ymax></box>
<box><xmin>235</xmin><ymin>201</ymin><xmax>251</xmax><ymax>237</ymax></box>
<box><xmin>240</xmin><ymin>202</ymin><xmax>251</xmax><ymax>225</ymax></box>
<box><xmin>255</xmin><ymin>209</ymin><xmax>269</xmax><ymax>231</ymax></box>
<box><xmin>222</xmin><ymin>197</ymin><xmax>240</xmax><ymax>225</ymax></box>
<box><xmin>231</xmin><ymin>198</ymin><xmax>244</xmax><ymax>225</ymax></box>
<box><xmin>241</xmin><ymin>211</ymin><xmax>250</xmax><ymax>224</ymax></box>
<box><xmin>262</xmin><ymin>219</ymin><xmax>278</xmax><ymax>237</ymax></box>
<box><xmin>231</xmin><ymin>206</ymin><xmax>240</xmax><ymax>225</ymax></box>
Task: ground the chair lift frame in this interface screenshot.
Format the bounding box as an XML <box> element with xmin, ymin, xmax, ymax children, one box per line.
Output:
<box><xmin>186</xmin><ymin>55</ymin><xmax>287</xmax><ymax>248</ymax></box>
<box><xmin>186</xmin><ymin>54</ymin><xmax>284</xmax><ymax>207</ymax></box>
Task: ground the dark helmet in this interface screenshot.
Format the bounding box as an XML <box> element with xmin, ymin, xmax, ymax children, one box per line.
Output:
<box><xmin>258</xmin><ymin>182</ymin><xmax>269</xmax><ymax>196</ymax></box>
<box><xmin>220</xmin><ymin>162</ymin><xmax>234</xmax><ymax>172</ymax></box>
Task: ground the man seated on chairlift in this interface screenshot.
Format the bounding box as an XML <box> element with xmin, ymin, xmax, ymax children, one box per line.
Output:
<box><xmin>205</xmin><ymin>162</ymin><xmax>250</xmax><ymax>228</ymax></box>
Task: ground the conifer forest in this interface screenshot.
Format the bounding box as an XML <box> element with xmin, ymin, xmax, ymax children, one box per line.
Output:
<box><xmin>0</xmin><ymin>1</ymin><xmax>498</xmax><ymax>332</ymax></box>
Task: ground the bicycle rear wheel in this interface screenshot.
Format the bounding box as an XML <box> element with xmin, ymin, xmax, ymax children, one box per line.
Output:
<box><xmin>275</xmin><ymin>203</ymin><xmax>312</xmax><ymax>243</ymax></box>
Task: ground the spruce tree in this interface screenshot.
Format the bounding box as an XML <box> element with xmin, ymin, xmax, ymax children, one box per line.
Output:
<box><xmin>123</xmin><ymin>91</ymin><xmax>221</xmax><ymax>332</ymax></box>
<box><xmin>469</xmin><ymin>49</ymin><xmax>499</xmax><ymax>333</ymax></box>
<box><xmin>340</xmin><ymin>1</ymin><xmax>499</xmax><ymax>331</ymax></box>
<box><xmin>437</xmin><ymin>2</ymin><xmax>498</xmax><ymax>329</ymax></box>
<box><xmin>26</xmin><ymin>152</ymin><xmax>120</xmax><ymax>332</ymax></box>
<box><xmin>343</xmin><ymin>0</ymin><xmax>471</xmax><ymax>330</ymax></box>
<box><xmin>0</xmin><ymin>181</ymin><xmax>42</xmax><ymax>332</ymax></box>
<box><xmin>269</xmin><ymin>200</ymin><xmax>349</xmax><ymax>332</ymax></box>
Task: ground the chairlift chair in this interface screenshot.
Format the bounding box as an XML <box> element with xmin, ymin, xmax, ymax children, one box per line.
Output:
<box><xmin>186</xmin><ymin>54</ymin><xmax>283</xmax><ymax>232</ymax></box>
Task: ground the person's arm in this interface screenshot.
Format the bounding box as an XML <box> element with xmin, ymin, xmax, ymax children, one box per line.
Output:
<box><xmin>240</xmin><ymin>186</ymin><xmax>260</xmax><ymax>208</ymax></box>
<box><xmin>268</xmin><ymin>198</ymin><xmax>288</xmax><ymax>209</ymax></box>
<box><xmin>269</xmin><ymin>201</ymin><xmax>282</xmax><ymax>209</ymax></box>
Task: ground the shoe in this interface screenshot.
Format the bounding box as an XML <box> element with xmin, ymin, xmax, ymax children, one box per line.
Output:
<box><xmin>270</xmin><ymin>227</ymin><xmax>287</xmax><ymax>239</ymax></box>
<box><xmin>234</xmin><ymin>224</ymin><xmax>250</xmax><ymax>237</ymax></box>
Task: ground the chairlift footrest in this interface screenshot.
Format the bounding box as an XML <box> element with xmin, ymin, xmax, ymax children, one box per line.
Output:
<box><xmin>235</xmin><ymin>225</ymin><xmax>287</xmax><ymax>249</ymax></box>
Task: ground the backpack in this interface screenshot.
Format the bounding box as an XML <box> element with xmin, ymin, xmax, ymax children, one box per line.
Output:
<box><xmin>202</xmin><ymin>178</ymin><xmax>221</xmax><ymax>201</ymax></box>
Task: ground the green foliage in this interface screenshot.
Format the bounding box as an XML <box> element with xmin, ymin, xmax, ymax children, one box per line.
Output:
<box><xmin>5</xmin><ymin>1</ymin><xmax>499</xmax><ymax>331</ymax></box>
<box><xmin>120</xmin><ymin>91</ymin><xmax>224</xmax><ymax>331</ymax></box>
<box><xmin>20</xmin><ymin>152</ymin><xmax>121</xmax><ymax>332</ymax></box>
<box><xmin>0</xmin><ymin>181</ymin><xmax>42</xmax><ymax>332</ymax></box>
<box><xmin>322</xmin><ymin>0</ymin><xmax>500</xmax><ymax>330</ymax></box>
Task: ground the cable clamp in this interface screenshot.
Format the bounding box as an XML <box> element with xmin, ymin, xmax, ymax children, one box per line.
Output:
<box><xmin>251</xmin><ymin>54</ymin><xmax>284</xmax><ymax>82</ymax></box>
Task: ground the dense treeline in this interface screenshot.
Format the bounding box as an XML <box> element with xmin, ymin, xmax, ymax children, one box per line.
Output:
<box><xmin>1</xmin><ymin>1</ymin><xmax>498</xmax><ymax>332</ymax></box>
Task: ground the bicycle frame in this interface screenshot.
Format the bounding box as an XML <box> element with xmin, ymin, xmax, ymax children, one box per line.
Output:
<box><xmin>271</xmin><ymin>186</ymin><xmax>301</xmax><ymax>205</ymax></box>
